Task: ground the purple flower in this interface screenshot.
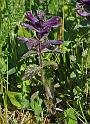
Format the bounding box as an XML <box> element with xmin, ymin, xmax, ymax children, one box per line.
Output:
<box><xmin>17</xmin><ymin>37</ymin><xmax>39</xmax><ymax>50</ymax></box>
<box><xmin>42</xmin><ymin>16</ymin><xmax>61</xmax><ymax>28</ymax></box>
<box><xmin>76</xmin><ymin>0</ymin><xmax>90</xmax><ymax>17</ymax></box>
<box><xmin>25</xmin><ymin>11</ymin><xmax>38</xmax><ymax>24</ymax></box>
<box><xmin>17</xmin><ymin>11</ymin><xmax>63</xmax><ymax>52</ymax></box>
<box><xmin>40</xmin><ymin>40</ymin><xmax>63</xmax><ymax>51</ymax></box>
<box><xmin>21</xmin><ymin>11</ymin><xmax>61</xmax><ymax>39</ymax></box>
<box><xmin>80</xmin><ymin>0</ymin><xmax>90</xmax><ymax>5</ymax></box>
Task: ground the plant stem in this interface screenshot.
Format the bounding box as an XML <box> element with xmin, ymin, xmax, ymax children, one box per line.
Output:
<box><xmin>5</xmin><ymin>45</ymin><xmax>8</xmax><ymax>124</ymax></box>
<box><xmin>38</xmin><ymin>42</ymin><xmax>46</xmax><ymax>87</ymax></box>
<box><xmin>38</xmin><ymin>42</ymin><xmax>55</xmax><ymax>113</ymax></box>
<box><xmin>38</xmin><ymin>42</ymin><xmax>43</xmax><ymax>67</ymax></box>
<box><xmin>4</xmin><ymin>53</ymin><xmax>8</xmax><ymax>124</ymax></box>
<box><xmin>67</xmin><ymin>101</ymin><xmax>86</xmax><ymax>124</ymax></box>
<box><xmin>78</xmin><ymin>100</ymin><xmax>88</xmax><ymax>124</ymax></box>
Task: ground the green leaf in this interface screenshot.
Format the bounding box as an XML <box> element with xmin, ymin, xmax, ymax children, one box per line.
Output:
<box><xmin>30</xmin><ymin>96</ymin><xmax>43</xmax><ymax>116</ymax></box>
<box><xmin>43</xmin><ymin>60</ymin><xmax>58</xmax><ymax>69</ymax></box>
<box><xmin>64</xmin><ymin>108</ymin><xmax>77</xmax><ymax>124</ymax></box>
<box><xmin>30</xmin><ymin>100</ymin><xmax>35</xmax><ymax>110</ymax></box>
<box><xmin>8</xmin><ymin>91</ymin><xmax>21</xmax><ymax>108</ymax></box>
<box><xmin>70</xmin><ymin>72</ymin><xmax>76</xmax><ymax>78</ymax></box>
<box><xmin>87</xmin><ymin>50</ymin><xmax>90</xmax><ymax>67</ymax></box>
<box><xmin>8</xmin><ymin>67</ymin><xmax>16</xmax><ymax>76</ymax></box>
<box><xmin>70</xmin><ymin>55</ymin><xmax>76</xmax><ymax>62</ymax></box>
<box><xmin>73</xmin><ymin>86</ymin><xmax>82</xmax><ymax>96</ymax></box>
<box><xmin>31</xmin><ymin>91</ymin><xmax>39</xmax><ymax>101</ymax></box>
<box><xmin>34</xmin><ymin>98</ymin><xmax>42</xmax><ymax>116</ymax></box>
<box><xmin>34</xmin><ymin>104</ymin><xmax>42</xmax><ymax>115</ymax></box>
<box><xmin>82</xmin><ymin>49</ymin><xmax>88</xmax><ymax>57</ymax></box>
<box><xmin>35</xmin><ymin>116</ymin><xmax>41</xmax><ymax>122</ymax></box>
<box><xmin>21</xmin><ymin>99</ymin><xmax>30</xmax><ymax>109</ymax></box>
<box><xmin>0</xmin><ymin>57</ymin><xmax>6</xmax><ymax>74</ymax></box>
<box><xmin>23</xmin><ymin>80</ymin><xmax>31</xmax><ymax>86</ymax></box>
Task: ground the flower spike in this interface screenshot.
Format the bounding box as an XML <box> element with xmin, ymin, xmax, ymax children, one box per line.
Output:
<box><xmin>17</xmin><ymin>10</ymin><xmax>63</xmax><ymax>52</ymax></box>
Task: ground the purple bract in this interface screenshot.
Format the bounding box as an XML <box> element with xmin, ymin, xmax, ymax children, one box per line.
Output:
<box><xmin>17</xmin><ymin>10</ymin><xmax>63</xmax><ymax>52</ymax></box>
<box><xmin>23</xmin><ymin>11</ymin><xmax>61</xmax><ymax>39</ymax></box>
<box><xmin>80</xmin><ymin>0</ymin><xmax>90</xmax><ymax>5</ymax></box>
<box><xmin>76</xmin><ymin>0</ymin><xmax>90</xmax><ymax>17</ymax></box>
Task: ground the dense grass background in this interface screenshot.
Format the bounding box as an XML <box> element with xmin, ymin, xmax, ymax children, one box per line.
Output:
<box><xmin>0</xmin><ymin>0</ymin><xmax>90</xmax><ymax>123</ymax></box>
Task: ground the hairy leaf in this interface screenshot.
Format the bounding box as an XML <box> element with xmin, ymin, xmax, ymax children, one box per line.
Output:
<box><xmin>22</xmin><ymin>65</ymin><xmax>42</xmax><ymax>80</ymax></box>
<box><xmin>19</xmin><ymin>51</ymin><xmax>37</xmax><ymax>62</ymax></box>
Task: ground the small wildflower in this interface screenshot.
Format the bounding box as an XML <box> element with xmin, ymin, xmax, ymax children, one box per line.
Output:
<box><xmin>76</xmin><ymin>0</ymin><xmax>90</xmax><ymax>17</ymax></box>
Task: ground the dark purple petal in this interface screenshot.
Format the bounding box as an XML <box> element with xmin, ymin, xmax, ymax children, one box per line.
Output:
<box><xmin>25</xmin><ymin>11</ymin><xmax>44</xmax><ymax>30</ymax></box>
<box><xmin>26</xmin><ymin>38</ymin><xmax>39</xmax><ymax>50</ymax></box>
<box><xmin>25</xmin><ymin>11</ymin><xmax>38</xmax><ymax>24</ymax></box>
<box><xmin>21</xmin><ymin>23</ymin><xmax>50</xmax><ymax>35</ymax></box>
<box><xmin>81</xmin><ymin>0</ymin><xmax>90</xmax><ymax>5</ymax></box>
<box><xmin>36</xmin><ymin>26</ymin><xmax>50</xmax><ymax>39</ymax></box>
<box><xmin>17</xmin><ymin>36</ymin><xmax>39</xmax><ymax>50</ymax></box>
<box><xmin>42</xmin><ymin>16</ymin><xmax>61</xmax><ymax>28</ymax></box>
<box><xmin>76</xmin><ymin>1</ymin><xmax>90</xmax><ymax>17</ymax></box>
<box><xmin>17</xmin><ymin>37</ymin><xmax>29</xmax><ymax>43</ymax></box>
<box><xmin>21</xmin><ymin>23</ymin><xmax>40</xmax><ymax>32</ymax></box>
<box><xmin>40</xmin><ymin>40</ymin><xmax>63</xmax><ymax>51</ymax></box>
<box><xmin>21</xmin><ymin>22</ymin><xmax>51</xmax><ymax>39</ymax></box>
<box><xmin>77</xmin><ymin>9</ymin><xmax>89</xmax><ymax>16</ymax></box>
<box><xmin>46</xmin><ymin>40</ymin><xmax>63</xmax><ymax>45</ymax></box>
<box><xmin>37</xmin><ymin>10</ymin><xmax>45</xmax><ymax>21</ymax></box>
<box><xmin>76</xmin><ymin>2</ymin><xmax>90</xmax><ymax>16</ymax></box>
<box><xmin>40</xmin><ymin>42</ymin><xmax>48</xmax><ymax>51</ymax></box>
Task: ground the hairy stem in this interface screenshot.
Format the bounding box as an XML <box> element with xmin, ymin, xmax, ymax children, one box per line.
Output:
<box><xmin>38</xmin><ymin>42</ymin><xmax>45</xmax><ymax>85</ymax></box>
<box><xmin>38</xmin><ymin>42</ymin><xmax>55</xmax><ymax>114</ymax></box>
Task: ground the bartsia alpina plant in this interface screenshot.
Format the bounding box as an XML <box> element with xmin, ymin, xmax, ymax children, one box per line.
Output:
<box><xmin>17</xmin><ymin>10</ymin><xmax>63</xmax><ymax>53</ymax></box>
<box><xmin>76</xmin><ymin>0</ymin><xmax>90</xmax><ymax>18</ymax></box>
<box><xmin>17</xmin><ymin>10</ymin><xmax>63</xmax><ymax>114</ymax></box>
